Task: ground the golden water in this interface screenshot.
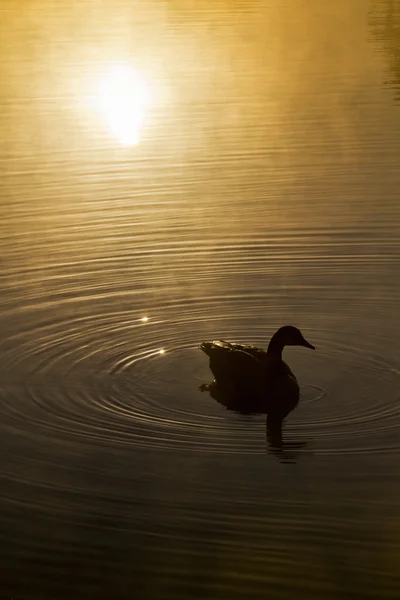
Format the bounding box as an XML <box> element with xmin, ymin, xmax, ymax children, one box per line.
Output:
<box><xmin>1</xmin><ymin>1</ymin><xmax>400</xmax><ymax>597</ymax></box>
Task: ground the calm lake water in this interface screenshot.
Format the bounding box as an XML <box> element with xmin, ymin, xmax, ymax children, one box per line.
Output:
<box><xmin>1</xmin><ymin>1</ymin><xmax>400</xmax><ymax>598</ymax></box>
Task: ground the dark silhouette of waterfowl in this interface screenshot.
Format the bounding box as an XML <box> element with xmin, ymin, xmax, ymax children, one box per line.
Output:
<box><xmin>199</xmin><ymin>325</ymin><xmax>315</xmax><ymax>422</ymax></box>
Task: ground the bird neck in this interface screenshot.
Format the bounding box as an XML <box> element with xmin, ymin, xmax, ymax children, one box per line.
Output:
<box><xmin>266</xmin><ymin>333</ymin><xmax>284</xmax><ymax>359</ymax></box>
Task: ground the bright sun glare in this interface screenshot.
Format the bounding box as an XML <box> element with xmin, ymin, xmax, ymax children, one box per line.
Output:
<box><xmin>96</xmin><ymin>66</ymin><xmax>149</xmax><ymax>146</ymax></box>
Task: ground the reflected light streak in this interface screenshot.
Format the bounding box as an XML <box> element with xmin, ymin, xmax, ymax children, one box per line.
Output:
<box><xmin>140</xmin><ymin>316</ymin><xmax>149</xmax><ymax>322</ymax></box>
<box><xmin>96</xmin><ymin>65</ymin><xmax>149</xmax><ymax>146</ymax></box>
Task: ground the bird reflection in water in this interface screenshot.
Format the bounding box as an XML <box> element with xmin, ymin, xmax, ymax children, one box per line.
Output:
<box><xmin>265</xmin><ymin>418</ymin><xmax>309</xmax><ymax>464</ymax></box>
<box><xmin>200</xmin><ymin>380</ymin><xmax>309</xmax><ymax>463</ymax></box>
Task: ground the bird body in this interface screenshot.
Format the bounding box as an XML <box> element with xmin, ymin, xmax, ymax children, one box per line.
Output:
<box><xmin>200</xmin><ymin>325</ymin><xmax>315</xmax><ymax>421</ymax></box>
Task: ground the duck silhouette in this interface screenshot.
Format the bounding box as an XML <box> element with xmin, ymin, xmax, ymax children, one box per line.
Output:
<box><xmin>199</xmin><ymin>325</ymin><xmax>315</xmax><ymax>422</ymax></box>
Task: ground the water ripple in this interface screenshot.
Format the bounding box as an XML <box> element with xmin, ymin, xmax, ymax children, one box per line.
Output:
<box><xmin>0</xmin><ymin>301</ymin><xmax>399</xmax><ymax>460</ymax></box>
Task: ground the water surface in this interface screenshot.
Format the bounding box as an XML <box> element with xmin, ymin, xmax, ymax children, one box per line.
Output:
<box><xmin>1</xmin><ymin>1</ymin><xmax>400</xmax><ymax>598</ymax></box>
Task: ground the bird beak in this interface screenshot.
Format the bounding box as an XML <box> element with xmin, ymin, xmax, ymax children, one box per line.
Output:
<box><xmin>301</xmin><ymin>337</ymin><xmax>315</xmax><ymax>350</ymax></box>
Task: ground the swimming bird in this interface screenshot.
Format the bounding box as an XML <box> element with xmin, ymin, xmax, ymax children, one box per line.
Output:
<box><xmin>199</xmin><ymin>325</ymin><xmax>315</xmax><ymax>421</ymax></box>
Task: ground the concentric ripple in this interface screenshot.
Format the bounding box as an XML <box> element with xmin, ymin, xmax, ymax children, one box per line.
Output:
<box><xmin>0</xmin><ymin>302</ymin><xmax>399</xmax><ymax>458</ymax></box>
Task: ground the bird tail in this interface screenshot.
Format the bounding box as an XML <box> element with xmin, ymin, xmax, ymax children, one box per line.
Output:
<box><xmin>199</xmin><ymin>342</ymin><xmax>214</xmax><ymax>356</ymax></box>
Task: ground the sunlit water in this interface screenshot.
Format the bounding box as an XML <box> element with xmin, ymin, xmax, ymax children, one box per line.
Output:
<box><xmin>1</xmin><ymin>1</ymin><xmax>400</xmax><ymax>598</ymax></box>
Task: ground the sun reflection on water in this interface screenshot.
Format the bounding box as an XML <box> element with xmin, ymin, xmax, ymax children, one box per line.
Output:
<box><xmin>95</xmin><ymin>65</ymin><xmax>149</xmax><ymax>146</ymax></box>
